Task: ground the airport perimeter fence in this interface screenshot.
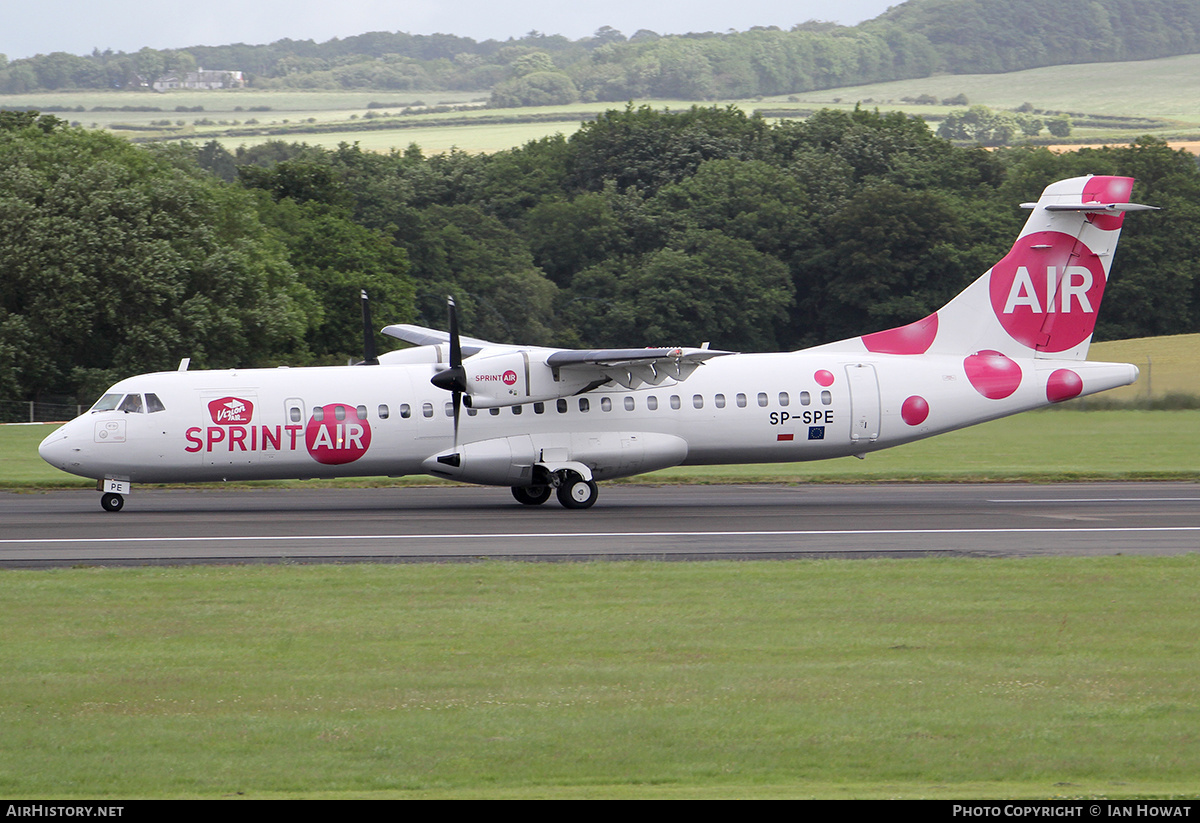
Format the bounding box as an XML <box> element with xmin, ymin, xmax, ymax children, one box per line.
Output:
<box><xmin>0</xmin><ymin>400</ymin><xmax>84</xmax><ymax>424</ymax></box>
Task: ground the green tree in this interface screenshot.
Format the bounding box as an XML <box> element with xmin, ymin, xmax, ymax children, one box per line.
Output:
<box><xmin>253</xmin><ymin>196</ymin><xmax>413</xmax><ymax>361</ymax></box>
<box><xmin>569</xmin><ymin>228</ymin><xmax>794</xmax><ymax>351</ymax></box>
<box><xmin>490</xmin><ymin>71</ymin><xmax>579</xmax><ymax>107</ymax></box>
<box><xmin>1046</xmin><ymin>113</ymin><xmax>1073</xmax><ymax>138</ymax></box>
<box><xmin>0</xmin><ymin>118</ymin><xmax>314</xmax><ymax>401</ymax></box>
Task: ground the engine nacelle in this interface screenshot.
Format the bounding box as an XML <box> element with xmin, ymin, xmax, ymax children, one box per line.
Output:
<box><xmin>461</xmin><ymin>351</ymin><xmax>593</xmax><ymax>409</ymax></box>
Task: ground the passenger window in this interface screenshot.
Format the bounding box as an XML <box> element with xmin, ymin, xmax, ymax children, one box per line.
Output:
<box><xmin>821</xmin><ymin>390</ymin><xmax>832</xmax><ymax>405</ymax></box>
<box><xmin>579</xmin><ymin>398</ymin><xmax>590</xmax><ymax>412</ymax></box>
<box><xmin>757</xmin><ymin>392</ymin><xmax>768</xmax><ymax>407</ymax></box>
<box><xmin>356</xmin><ymin>405</ymin><xmax>368</xmax><ymax>419</ymax></box>
<box><xmin>670</xmin><ymin>395</ymin><xmax>681</xmax><ymax>410</ymax></box>
<box><xmin>800</xmin><ymin>391</ymin><xmax>811</xmax><ymax>406</ymax></box>
<box><xmin>534</xmin><ymin>402</ymin><xmax>545</xmax><ymax>414</ymax></box>
<box><xmin>422</xmin><ymin>403</ymin><xmax>433</xmax><ymax>418</ymax></box>
<box><xmin>445</xmin><ymin>401</ymin><xmax>454</xmax><ymax>417</ymax></box>
<box><xmin>647</xmin><ymin>396</ymin><xmax>658</xmax><ymax>411</ymax></box>
<box><xmin>489</xmin><ymin>408</ymin><xmax>500</xmax><ymax>416</ymax></box>
<box><xmin>118</xmin><ymin>394</ymin><xmax>143</xmax><ymax>414</ymax></box>
<box><xmin>378</xmin><ymin>404</ymin><xmax>389</xmax><ymax>419</ymax></box>
<box><xmin>557</xmin><ymin>399</ymin><xmax>568</xmax><ymax>413</ymax></box>
<box><xmin>779</xmin><ymin>392</ymin><xmax>790</xmax><ymax>406</ymax></box>
<box><xmin>736</xmin><ymin>393</ymin><xmax>747</xmax><ymax>408</ymax></box>
<box><xmin>512</xmin><ymin>405</ymin><xmax>522</xmax><ymax>415</ymax></box>
<box><xmin>466</xmin><ymin>407</ymin><xmax>478</xmax><ymax>417</ymax></box>
<box><xmin>313</xmin><ymin>406</ymin><xmax>325</xmax><ymax>422</ymax></box>
<box><xmin>624</xmin><ymin>396</ymin><xmax>635</xmax><ymax>411</ymax></box>
<box><xmin>334</xmin><ymin>405</ymin><xmax>347</xmax><ymax>422</ymax></box>
<box><xmin>290</xmin><ymin>406</ymin><xmax>303</xmax><ymax>423</ymax></box>
<box><xmin>400</xmin><ymin>404</ymin><xmax>411</xmax><ymax>419</ymax></box>
<box><xmin>692</xmin><ymin>395</ymin><xmax>703</xmax><ymax>409</ymax></box>
<box><xmin>601</xmin><ymin>397</ymin><xmax>612</xmax><ymax>412</ymax></box>
<box><xmin>715</xmin><ymin>394</ymin><xmax>725</xmax><ymax>409</ymax></box>
<box><xmin>145</xmin><ymin>393</ymin><xmax>166</xmax><ymax>413</ymax></box>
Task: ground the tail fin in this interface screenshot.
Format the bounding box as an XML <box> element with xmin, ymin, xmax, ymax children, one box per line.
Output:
<box><xmin>825</xmin><ymin>175</ymin><xmax>1155</xmax><ymax>361</ymax></box>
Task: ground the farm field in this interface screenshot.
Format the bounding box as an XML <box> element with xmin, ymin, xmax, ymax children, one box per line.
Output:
<box><xmin>5</xmin><ymin>54</ymin><xmax>1200</xmax><ymax>154</ymax></box>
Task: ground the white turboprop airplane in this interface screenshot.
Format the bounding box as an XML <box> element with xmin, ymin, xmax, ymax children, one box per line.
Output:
<box><xmin>39</xmin><ymin>175</ymin><xmax>1154</xmax><ymax>512</ymax></box>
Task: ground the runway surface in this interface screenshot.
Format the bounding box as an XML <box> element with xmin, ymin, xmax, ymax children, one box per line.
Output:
<box><xmin>2</xmin><ymin>482</ymin><xmax>1198</xmax><ymax>567</ymax></box>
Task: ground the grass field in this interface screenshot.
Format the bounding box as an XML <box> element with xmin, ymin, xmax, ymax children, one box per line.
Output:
<box><xmin>1087</xmin><ymin>334</ymin><xmax>1200</xmax><ymax>404</ymax></box>
<box><xmin>2</xmin><ymin>558</ymin><xmax>1198</xmax><ymax>799</ymax></box>
<box><xmin>5</xmin><ymin>53</ymin><xmax>1200</xmax><ymax>155</ymax></box>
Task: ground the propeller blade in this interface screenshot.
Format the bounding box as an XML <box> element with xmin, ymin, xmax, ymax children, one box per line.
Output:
<box><xmin>359</xmin><ymin>289</ymin><xmax>379</xmax><ymax>365</ymax></box>
<box><xmin>447</xmin><ymin>296</ymin><xmax>462</xmax><ymax>371</ymax></box>
<box><xmin>428</xmin><ymin>296</ymin><xmax>465</xmax><ymax>447</ymax></box>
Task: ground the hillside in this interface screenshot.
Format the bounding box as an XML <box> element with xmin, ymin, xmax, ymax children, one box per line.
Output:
<box><xmin>2</xmin><ymin>0</ymin><xmax>1199</xmax><ymax>100</ymax></box>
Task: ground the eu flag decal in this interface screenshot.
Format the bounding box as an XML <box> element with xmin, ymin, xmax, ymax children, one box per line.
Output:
<box><xmin>808</xmin><ymin>426</ymin><xmax>825</xmax><ymax>440</ymax></box>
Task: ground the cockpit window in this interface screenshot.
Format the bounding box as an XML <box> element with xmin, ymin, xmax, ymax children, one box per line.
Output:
<box><xmin>118</xmin><ymin>394</ymin><xmax>144</xmax><ymax>414</ymax></box>
<box><xmin>145</xmin><ymin>393</ymin><xmax>166</xmax><ymax>413</ymax></box>
<box><xmin>91</xmin><ymin>393</ymin><xmax>123</xmax><ymax>412</ymax></box>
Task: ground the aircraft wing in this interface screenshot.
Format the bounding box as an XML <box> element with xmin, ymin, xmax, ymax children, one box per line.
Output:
<box><xmin>381</xmin><ymin>323</ymin><xmax>504</xmax><ymax>358</ymax></box>
<box><xmin>383</xmin><ymin>322</ymin><xmax>732</xmax><ymax>394</ymax></box>
<box><xmin>545</xmin><ymin>347</ymin><xmax>732</xmax><ymax>389</ymax></box>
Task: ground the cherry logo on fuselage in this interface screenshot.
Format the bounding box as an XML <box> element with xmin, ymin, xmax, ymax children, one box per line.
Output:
<box><xmin>305</xmin><ymin>403</ymin><xmax>371</xmax><ymax>465</ymax></box>
<box><xmin>208</xmin><ymin>396</ymin><xmax>253</xmax><ymax>424</ymax></box>
<box><xmin>988</xmin><ymin>231</ymin><xmax>1106</xmax><ymax>352</ymax></box>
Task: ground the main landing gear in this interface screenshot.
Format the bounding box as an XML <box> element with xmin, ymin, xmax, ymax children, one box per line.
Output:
<box><xmin>511</xmin><ymin>484</ymin><xmax>552</xmax><ymax>506</ymax></box>
<box><xmin>512</xmin><ymin>470</ymin><xmax>599</xmax><ymax>509</ymax></box>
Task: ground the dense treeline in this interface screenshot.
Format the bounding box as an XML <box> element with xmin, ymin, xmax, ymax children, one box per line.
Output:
<box><xmin>3</xmin><ymin>0</ymin><xmax>1199</xmax><ymax>99</ymax></box>
<box><xmin>2</xmin><ymin>105</ymin><xmax>1199</xmax><ymax>404</ymax></box>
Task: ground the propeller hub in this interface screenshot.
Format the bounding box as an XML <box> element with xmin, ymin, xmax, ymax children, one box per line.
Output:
<box><xmin>431</xmin><ymin>366</ymin><xmax>467</xmax><ymax>394</ymax></box>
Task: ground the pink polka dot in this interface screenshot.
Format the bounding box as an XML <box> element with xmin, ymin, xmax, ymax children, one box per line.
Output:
<box><xmin>814</xmin><ymin>370</ymin><xmax>834</xmax><ymax>387</ymax></box>
<box><xmin>964</xmin><ymin>350</ymin><xmax>1023</xmax><ymax>400</ymax></box>
<box><xmin>862</xmin><ymin>313</ymin><xmax>939</xmax><ymax>355</ymax></box>
<box><xmin>988</xmin><ymin>231</ymin><xmax>1106</xmax><ymax>353</ymax></box>
<box><xmin>901</xmin><ymin>395</ymin><xmax>929</xmax><ymax>426</ymax></box>
<box><xmin>1046</xmin><ymin>369</ymin><xmax>1084</xmax><ymax>403</ymax></box>
<box><xmin>1082</xmin><ymin>176</ymin><xmax>1134</xmax><ymax>231</ymax></box>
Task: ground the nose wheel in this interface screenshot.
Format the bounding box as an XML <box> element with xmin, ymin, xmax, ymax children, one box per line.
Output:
<box><xmin>100</xmin><ymin>492</ymin><xmax>125</xmax><ymax>512</ymax></box>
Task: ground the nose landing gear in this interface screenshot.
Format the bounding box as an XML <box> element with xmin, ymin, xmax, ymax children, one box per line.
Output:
<box><xmin>98</xmin><ymin>479</ymin><xmax>130</xmax><ymax>512</ymax></box>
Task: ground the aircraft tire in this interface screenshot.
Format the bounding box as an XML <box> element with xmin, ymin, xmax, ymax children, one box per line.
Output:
<box><xmin>557</xmin><ymin>477</ymin><xmax>598</xmax><ymax>509</ymax></box>
<box><xmin>512</xmin><ymin>484</ymin><xmax>552</xmax><ymax>506</ymax></box>
<box><xmin>100</xmin><ymin>492</ymin><xmax>125</xmax><ymax>513</ymax></box>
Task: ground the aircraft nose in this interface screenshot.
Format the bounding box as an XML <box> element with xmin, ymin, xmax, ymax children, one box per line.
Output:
<box><xmin>38</xmin><ymin>427</ymin><xmax>74</xmax><ymax>469</ymax></box>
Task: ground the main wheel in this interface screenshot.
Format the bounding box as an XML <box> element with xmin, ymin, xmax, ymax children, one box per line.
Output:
<box><xmin>556</xmin><ymin>477</ymin><xmax>598</xmax><ymax>509</ymax></box>
<box><xmin>100</xmin><ymin>492</ymin><xmax>125</xmax><ymax>513</ymax></box>
<box><xmin>512</xmin><ymin>484</ymin><xmax>551</xmax><ymax>506</ymax></box>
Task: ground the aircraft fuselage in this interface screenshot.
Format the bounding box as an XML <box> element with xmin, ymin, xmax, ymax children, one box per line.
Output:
<box><xmin>38</xmin><ymin>349</ymin><xmax>1137</xmax><ymax>487</ymax></box>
